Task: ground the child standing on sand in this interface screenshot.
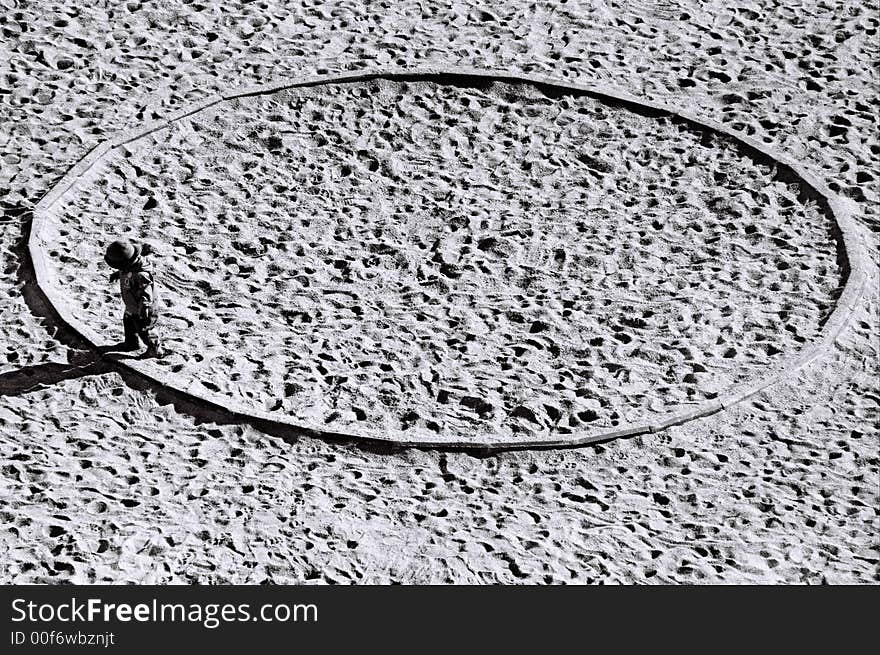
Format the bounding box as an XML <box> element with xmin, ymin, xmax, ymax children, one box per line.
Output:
<box><xmin>103</xmin><ymin>239</ymin><xmax>163</xmax><ymax>358</ymax></box>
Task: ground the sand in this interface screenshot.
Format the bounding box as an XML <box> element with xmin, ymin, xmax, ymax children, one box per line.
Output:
<box><xmin>1</xmin><ymin>1</ymin><xmax>877</xmax><ymax>583</ymax></box>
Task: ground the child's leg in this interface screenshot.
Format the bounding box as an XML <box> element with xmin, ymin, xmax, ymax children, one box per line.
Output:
<box><xmin>139</xmin><ymin>327</ymin><xmax>161</xmax><ymax>351</ymax></box>
<box><xmin>122</xmin><ymin>313</ymin><xmax>141</xmax><ymax>349</ymax></box>
<box><xmin>136</xmin><ymin>311</ymin><xmax>163</xmax><ymax>357</ymax></box>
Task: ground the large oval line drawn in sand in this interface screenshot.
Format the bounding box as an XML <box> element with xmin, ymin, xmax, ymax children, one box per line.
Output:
<box><xmin>29</xmin><ymin>67</ymin><xmax>869</xmax><ymax>450</ymax></box>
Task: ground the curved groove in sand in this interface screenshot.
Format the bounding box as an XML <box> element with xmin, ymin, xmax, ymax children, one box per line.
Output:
<box><xmin>28</xmin><ymin>66</ymin><xmax>869</xmax><ymax>450</ymax></box>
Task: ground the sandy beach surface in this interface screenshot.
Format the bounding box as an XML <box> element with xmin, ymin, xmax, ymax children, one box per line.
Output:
<box><xmin>1</xmin><ymin>1</ymin><xmax>877</xmax><ymax>582</ymax></box>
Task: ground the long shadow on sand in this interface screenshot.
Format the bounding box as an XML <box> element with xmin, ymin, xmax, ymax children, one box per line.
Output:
<box><xmin>0</xmin><ymin>356</ymin><xmax>113</xmax><ymax>397</ymax></box>
<box><xmin>3</xmin><ymin>202</ymin><xmax>113</xmax><ymax>396</ymax></box>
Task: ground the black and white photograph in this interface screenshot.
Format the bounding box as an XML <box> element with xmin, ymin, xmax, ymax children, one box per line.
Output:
<box><xmin>1</xmin><ymin>0</ymin><xmax>877</xmax><ymax>610</ymax></box>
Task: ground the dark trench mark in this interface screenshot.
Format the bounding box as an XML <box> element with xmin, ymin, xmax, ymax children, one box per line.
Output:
<box><xmin>15</xmin><ymin>70</ymin><xmax>854</xmax><ymax>452</ymax></box>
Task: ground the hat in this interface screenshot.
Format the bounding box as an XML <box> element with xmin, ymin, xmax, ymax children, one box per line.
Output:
<box><xmin>104</xmin><ymin>239</ymin><xmax>142</xmax><ymax>269</ymax></box>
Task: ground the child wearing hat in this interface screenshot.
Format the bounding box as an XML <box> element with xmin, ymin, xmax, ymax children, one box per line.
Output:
<box><xmin>104</xmin><ymin>239</ymin><xmax>163</xmax><ymax>358</ymax></box>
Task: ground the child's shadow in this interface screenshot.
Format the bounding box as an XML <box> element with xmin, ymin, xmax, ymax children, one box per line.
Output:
<box><xmin>0</xmin><ymin>350</ymin><xmax>114</xmax><ymax>397</ymax></box>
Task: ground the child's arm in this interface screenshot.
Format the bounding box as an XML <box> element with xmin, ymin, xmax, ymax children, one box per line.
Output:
<box><xmin>131</xmin><ymin>272</ymin><xmax>155</xmax><ymax>318</ymax></box>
